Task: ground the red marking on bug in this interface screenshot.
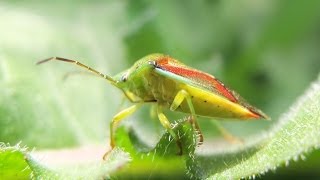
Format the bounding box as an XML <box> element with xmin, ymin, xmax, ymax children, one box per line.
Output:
<box><xmin>246</xmin><ymin>110</ymin><xmax>261</xmax><ymax>119</ymax></box>
<box><xmin>157</xmin><ymin>57</ymin><xmax>238</xmax><ymax>103</ymax></box>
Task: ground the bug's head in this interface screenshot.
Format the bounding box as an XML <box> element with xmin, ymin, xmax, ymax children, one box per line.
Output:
<box><xmin>114</xmin><ymin>54</ymin><xmax>164</xmax><ymax>85</ymax></box>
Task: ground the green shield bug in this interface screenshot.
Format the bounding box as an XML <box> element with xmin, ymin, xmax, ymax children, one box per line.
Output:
<box><xmin>37</xmin><ymin>54</ymin><xmax>269</xmax><ymax>157</ymax></box>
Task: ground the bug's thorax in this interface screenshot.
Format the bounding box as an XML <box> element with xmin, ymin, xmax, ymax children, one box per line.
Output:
<box><xmin>131</xmin><ymin>72</ymin><xmax>178</xmax><ymax>103</ymax></box>
<box><xmin>113</xmin><ymin>54</ymin><xmax>180</xmax><ymax>104</ymax></box>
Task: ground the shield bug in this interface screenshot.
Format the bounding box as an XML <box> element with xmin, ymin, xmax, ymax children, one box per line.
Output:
<box><xmin>37</xmin><ymin>54</ymin><xmax>269</xmax><ymax>156</ymax></box>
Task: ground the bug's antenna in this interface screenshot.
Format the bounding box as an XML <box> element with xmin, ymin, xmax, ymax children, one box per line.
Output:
<box><xmin>37</xmin><ymin>57</ymin><xmax>119</xmax><ymax>86</ymax></box>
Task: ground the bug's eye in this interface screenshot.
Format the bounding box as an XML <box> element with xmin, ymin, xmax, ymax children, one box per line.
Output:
<box><xmin>121</xmin><ymin>74</ymin><xmax>128</xmax><ymax>82</ymax></box>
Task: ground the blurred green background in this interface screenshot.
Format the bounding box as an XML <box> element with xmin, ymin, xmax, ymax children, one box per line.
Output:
<box><xmin>0</xmin><ymin>0</ymin><xmax>319</xmax><ymax>178</ymax></box>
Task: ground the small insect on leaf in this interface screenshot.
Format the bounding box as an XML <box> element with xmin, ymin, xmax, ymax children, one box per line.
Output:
<box><xmin>37</xmin><ymin>54</ymin><xmax>270</xmax><ymax>157</ymax></box>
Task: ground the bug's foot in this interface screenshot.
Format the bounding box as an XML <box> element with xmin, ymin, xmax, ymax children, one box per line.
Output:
<box><xmin>102</xmin><ymin>148</ymin><xmax>113</xmax><ymax>160</ymax></box>
<box><xmin>197</xmin><ymin>141</ymin><xmax>203</xmax><ymax>147</ymax></box>
<box><xmin>196</xmin><ymin>131</ymin><xmax>204</xmax><ymax>147</ymax></box>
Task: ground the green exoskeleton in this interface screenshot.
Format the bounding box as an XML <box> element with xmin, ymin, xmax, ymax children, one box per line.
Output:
<box><xmin>37</xmin><ymin>54</ymin><xmax>269</xmax><ymax>157</ymax></box>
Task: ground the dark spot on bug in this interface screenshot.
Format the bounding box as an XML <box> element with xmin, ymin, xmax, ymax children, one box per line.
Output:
<box><xmin>204</xmin><ymin>100</ymin><xmax>207</xmax><ymax>103</ymax></box>
<box><xmin>191</xmin><ymin>96</ymin><xmax>194</xmax><ymax>98</ymax></box>
<box><xmin>134</xmin><ymin>64</ymin><xmax>141</xmax><ymax>70</ymax></box>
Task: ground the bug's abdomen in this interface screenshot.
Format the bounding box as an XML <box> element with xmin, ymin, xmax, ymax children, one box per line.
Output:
<box><xmin>177</xmin><ymin>84</ymin><xmax>258</xmax><ymax>119</ymax></box>
<box><xmin>146</xmin><ymin>72</ymin><xmax>257</xmax><ymax>120</ymax></box>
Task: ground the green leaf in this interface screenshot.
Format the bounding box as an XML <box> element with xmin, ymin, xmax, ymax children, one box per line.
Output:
<box><xmin>189</xmin><ymin>75</ymin><xmax>320</xmax><ymax>179</ymax></box>
<box><xmin>0</xmin><ymin>143</ymin><xmax>131</xmax><ymax>179</ymax></box>
<box><xmin>0</xmin><ymin>144</ymin><xmax>31</xmax><ymax>179</ymax></box>
<box><xmin>111</xmin><ymin>118</ymin><xmax>197</xmax><ymax>179</ymax></box>
<box><xmin>0</xmin><ymin>118</ymin><xmax>197</xmax><ymax>179</ymax></box>
<box><xmin>25</xmin><ymin>155</ymin><xmax>60</xmax><ymax>179</ymax></box>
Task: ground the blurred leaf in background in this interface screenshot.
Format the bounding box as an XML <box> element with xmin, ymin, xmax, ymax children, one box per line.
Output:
<box><xmin>0</xmin><ymin>0</ymin><xmax>319</xmax><ymax>179</ymax></box>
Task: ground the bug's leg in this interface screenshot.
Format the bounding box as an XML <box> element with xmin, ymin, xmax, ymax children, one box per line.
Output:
<box><xmin>150</xmin><ymin>104</ymin><xmax>157</xmax><ymax>120</ymax></box>
<box><xmin>157</xmin><ymin>105</ymin><xmax>183</xmax><ymax>155</ymax></box>
<box><xmin>169</xmin><ymin>90</ymin><xmax>204</xmax><ymax>145</ymax></box>
<box><xmin>110</xmin><ymin>103</ymin><xmax>143</xmax><ymax>148</ymax></box>
<box><xmin>150</xmin><ymin>104</ymin><xmax>162</xmax><ymax>136</ymax></box>
<box><xmin>212</xmin><ymin>121</ymin><xmax>243</xmax><ymax>144</ymax></box>
<box><xmin>184</xmin><ymin>115</ymin><xmax>203</xmax><ymax>145</ymax></box>
<box><xmin>103</xmin><ymin>103</ymin><xmax>142</xmax><ymax>160</ymax></box>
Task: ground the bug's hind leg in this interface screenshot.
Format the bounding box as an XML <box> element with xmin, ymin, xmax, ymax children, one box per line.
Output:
<box><xmin>212</xmin><ymin>121</ymin><xmax>243</xmax><ymax>144</ymax></box>
<box><xmin>157</xmin><ymin>105</ymin><xmax>183</xmax><ymax>155</ymax></box>
<box><xmin>169</xmin><ymin>90</ymin><xmax>203</xmax><ymax>146</ymax></box>
<box><xmin>185</xmin><ymin>115</ymin><xmax>203</xmax><ymax>146</ymax></box>
<box><xmin>103</xmin><ymin>103</ymin><xmax>142</xmax><ymax>160</ymax></box>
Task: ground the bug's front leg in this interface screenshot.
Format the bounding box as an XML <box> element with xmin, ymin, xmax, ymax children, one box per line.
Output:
<box><xmin>103</xmin><ymin>103</ymin><xmax>142</xmax><ymax>160</ymax></box>
<box><xmin>170</xmin><ymin>90</ymin><xmax>204</xmax><ymax>145</ymax></box>
<box><xmin>157</xmin><ymin>105</ymin><xmax>183</xmax><ymax>155</ymax></box>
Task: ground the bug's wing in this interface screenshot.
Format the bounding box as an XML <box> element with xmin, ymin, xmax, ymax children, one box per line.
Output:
<box><xmin>155</xmin><ymin>57</ymin><xmax>269</xmax><ymax>119</ymax></box>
